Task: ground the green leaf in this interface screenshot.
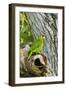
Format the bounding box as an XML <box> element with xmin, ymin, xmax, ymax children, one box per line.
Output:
<box><xmin>20</xmin><ymin>12</ymin><xmax>34</xmax><ymax>47</ymax></box>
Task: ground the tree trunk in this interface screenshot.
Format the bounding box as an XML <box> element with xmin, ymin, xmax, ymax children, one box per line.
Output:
<box><xmin>26</xmin><ymin>12</ymin><xmax>58</xmax><ymax>76</ymax></box>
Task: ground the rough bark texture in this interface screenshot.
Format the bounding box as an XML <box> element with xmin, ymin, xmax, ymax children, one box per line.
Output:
<box><xmin>26</xmin><ymin>12</ymin><xmax>58</xmax><ymax>76</ymax></box>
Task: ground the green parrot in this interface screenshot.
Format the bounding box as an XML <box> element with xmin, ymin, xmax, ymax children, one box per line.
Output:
<box><xmin>28</xmin><ymin>35</ymin><xmax>45</xmax><ymax>58</ymax></box>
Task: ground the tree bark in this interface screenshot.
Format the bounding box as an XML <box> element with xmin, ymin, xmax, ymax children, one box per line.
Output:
<box><xmin>26</xmin><ymin>12</ymin><xmax>58</xmax><ymax>76</ymax></box>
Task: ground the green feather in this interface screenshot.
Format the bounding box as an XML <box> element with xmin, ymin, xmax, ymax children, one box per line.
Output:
<box><xmin>28</xmin><ymin>35</ymin><xmax>45</xmax><ymax>58</ymax></box>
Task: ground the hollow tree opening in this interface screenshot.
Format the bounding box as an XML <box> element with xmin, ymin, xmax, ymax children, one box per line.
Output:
<box><xmin>34</xmin><ymin>58</ymin><xmax>42</xmax><ymax>66</ymax></box>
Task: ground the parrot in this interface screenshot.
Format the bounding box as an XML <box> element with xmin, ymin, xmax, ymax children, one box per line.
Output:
<box><xmin>28</xmin><ymin>35</ymin><xmax>45</xmax><ymax>59</ymax></box>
